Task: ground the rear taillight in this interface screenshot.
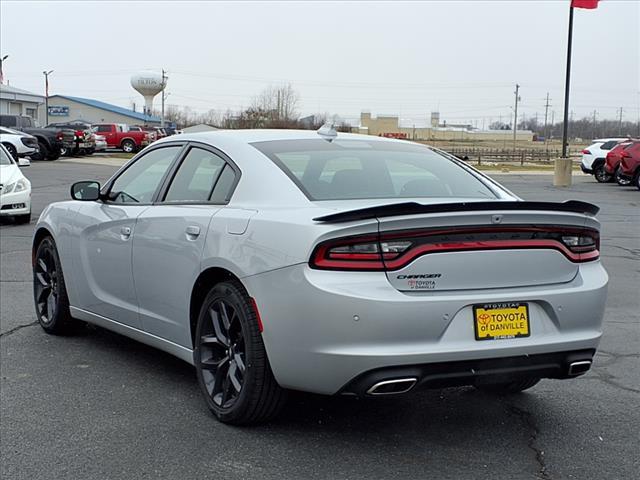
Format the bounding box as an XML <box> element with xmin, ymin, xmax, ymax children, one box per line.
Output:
<box><xmin>56</xmin><ymin>132</ymin><xmax>63</xmax><ymax>141</ymax></box>
<box><xmin>582</xmin><ymin>149</ymin><xmax>591</xmax><ymax>155</ymax></box>
<box><xmin>310</xmin><ymin>226</ymin><xmax>600</xmax><ymax>271</ymax></box>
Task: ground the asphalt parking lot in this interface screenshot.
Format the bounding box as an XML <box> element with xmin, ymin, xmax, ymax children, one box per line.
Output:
<box><xmin>1</xmin><ymin>159</ymin><xmax>638</xmax><ymax>480</ymax></box>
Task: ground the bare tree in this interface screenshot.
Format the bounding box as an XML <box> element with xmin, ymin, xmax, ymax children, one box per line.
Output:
<box><xmin>252</xmin><ymin>84</ymin><xmax>300</xmax><ymax>126</ymax></box>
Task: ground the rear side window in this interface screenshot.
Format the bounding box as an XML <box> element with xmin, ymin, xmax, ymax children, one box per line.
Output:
<box><xmin>252</xmin><ymin>139</ymin><xmax>496</xmax><ymax>201</ymax></box>
<box><xmin>164</xmin><ymin>147</ymin><xmax>226</xmax><ymax>202</ymax></box>
<box><xmin>209</xmin><ymin>165</ymin><xmax>237</xmax><ymax>203</ymax></box>
<box><xmin>600</xmin><ymin>141</ymin><xmax>619</xmax><ymax>150</ymax></box>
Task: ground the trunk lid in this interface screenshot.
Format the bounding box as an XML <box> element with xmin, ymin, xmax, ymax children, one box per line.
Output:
<box><xmin>377</xmin><ymin>208</ymin><xmax>596</xmax><ymax>292</ymax></box>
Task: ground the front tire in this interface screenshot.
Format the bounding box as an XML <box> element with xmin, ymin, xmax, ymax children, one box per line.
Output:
<box><xmin>3</xmin><ymin>143</ymin><xmax>18</xmax><ymax>160</ymax></box>
<box><xmin>194</xmin><ymin>281</ymin><xmax>286</xmax><ymax>425</ymax></box>
<box><xmin>615</xmin><ymin>166</ymin><xmax>631</xmax><ymax>186</ymax></box>
<box><xmin>594</xmin><ymin>164</ymin><xmax>613</xmax><ymax>183</ymax></box>
<box><xmin>14</xmin><ymin>212</ymin><xmax>31</xmax><ymax>224</ymax></box>
<box><xmin>33</xmin><ymin>236</ymin><xmax>78</xmax><ymax>334</ymax></box>
<box><xmin>476</xmin><ymin>377</ymin><xmax>541</xmax><ymax>394</ymax></box>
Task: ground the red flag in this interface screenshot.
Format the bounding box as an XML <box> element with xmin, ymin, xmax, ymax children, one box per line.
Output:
<box><xmin>572</xmin><ymin>0</ymin><xmax>599</xmax><ymax>9</ymax></box>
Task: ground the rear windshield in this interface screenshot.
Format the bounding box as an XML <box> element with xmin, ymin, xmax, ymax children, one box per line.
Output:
<box><xmin>252</xmin><ymin>139</ymin><xmax>496</xmax><ymax>201</ymax></box>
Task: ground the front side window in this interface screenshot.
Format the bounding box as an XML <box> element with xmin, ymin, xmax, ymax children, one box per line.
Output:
<box><xmin>252</xmin><ymin>139</ymin><xmax>496</xmax><ymax>201</ymax></box>
<box><xmin>108</xmin><ymin>146</ymin><xmax>181</xmax><ymax>203</ymax></box>
<box><xmin>164</xmin><ymin>147</ymin><xmax>226</xmax><ymax>202</ymax></box>
<box><xmin>96</xmin><ymin>125</ymin><xmax>110</xmax><ymax>133</ymax></box>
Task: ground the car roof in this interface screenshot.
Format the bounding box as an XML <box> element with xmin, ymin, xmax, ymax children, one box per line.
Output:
<box><xmin>163</xmin><ymin>128</ymin><xmax>401</xmax><ymax>146</ymax></box>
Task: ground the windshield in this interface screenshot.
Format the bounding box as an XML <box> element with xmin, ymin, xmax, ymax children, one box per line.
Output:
<box><xmin>252</xmin><ymin>139</ymin><xmax>496</xmax><ymax>201</ymax></box>
<box><xmin>0</xmin><ymin>146</ymin><xmax>14</xmax><ymax>165</ymax></box>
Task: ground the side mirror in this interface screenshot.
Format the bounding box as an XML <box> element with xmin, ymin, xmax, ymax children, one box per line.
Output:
<box><xmin>71</xmin><ymin>181</ymin><xmax>101</xmax><ymax>201</ymax></box>
<box><xmin>18</xmin><ymin>158</ymin><xmax>30</xmax><ymax>167</ymax></box>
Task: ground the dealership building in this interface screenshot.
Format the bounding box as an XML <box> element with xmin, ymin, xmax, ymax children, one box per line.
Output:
<box><xmin>43</xmin><ymin>95</ymin><xmax>161</xmax><ymax>125</ymax></box>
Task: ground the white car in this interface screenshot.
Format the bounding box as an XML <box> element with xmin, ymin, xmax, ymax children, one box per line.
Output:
<box><xmin>580</xmin><ymin>138</ymin><xmax>629</xmax><ymax>182</ymax></box>
<box><xmin>0</xmin><ymin>127</ymin><xmax>39</xmax><ymax>159</ymax></box>
<box><xmin>0</xmin><ymin>144</ymin><xmax>31</xmax><ymax>224</ymax></box>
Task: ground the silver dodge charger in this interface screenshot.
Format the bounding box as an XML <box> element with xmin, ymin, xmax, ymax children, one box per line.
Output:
<box><xmin>32</xmin><ymin>128</ymin><xmax>608</xmax><ymax>424</ymax></box>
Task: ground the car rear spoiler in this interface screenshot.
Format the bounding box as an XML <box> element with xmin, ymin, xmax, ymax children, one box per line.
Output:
<box><xmin>313</xmin><ymin>200</ymin><xmax>600</xmax><ymax>223</ymax></box>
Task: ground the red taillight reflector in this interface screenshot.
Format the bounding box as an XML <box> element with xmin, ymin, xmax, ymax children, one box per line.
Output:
<box><xmin>250</xmin><ymin>297</ymin><xmax>264</xmax><ymax>332</ymax></box>
<box><xmin>582</xmin><ymin>149</ymin><xmax>591</xmax><ymax>155</ymax></box>
<box><xmin>310</xmin><ymin>226</ymin><xmax>599</xmax><ymax>271</ymax></box>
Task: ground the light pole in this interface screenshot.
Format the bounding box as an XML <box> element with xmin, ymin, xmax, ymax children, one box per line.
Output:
<box><xmin>43</xmin><ymin>70</ymin><xmax>53</xmax><ymax>126</ymax></box>
<box><xmin>0</xmin><ymin>54</ymin><xmax>8</xmax><ymax>85</ymax></box>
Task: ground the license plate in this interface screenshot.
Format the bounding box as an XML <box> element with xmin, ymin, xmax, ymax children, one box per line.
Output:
<box><xmin>79</xmin><ymin>143</ymin><xmax>91</xmax><ymax>148</ymax></box>
<box><xmin>473</xmin><ymin>302</ymin><xmax>530</xmax><ymax>341</ymax></box>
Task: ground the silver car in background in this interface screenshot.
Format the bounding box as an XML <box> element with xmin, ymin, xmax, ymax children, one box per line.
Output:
<box><xmin>32</xmin><ymin>128</ymin><xmax>608</xmax><ymax>424</ymax></box>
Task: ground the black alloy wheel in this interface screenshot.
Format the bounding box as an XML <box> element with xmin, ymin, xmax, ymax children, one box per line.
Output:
<box><xmin>33</xmin><ymin>237</ymin><xmax>77</xmax><ymax>334</ymax></box>
<box><xmin>194</xmin><ymin>281</ymin><xmax>286</xmax><ymax>424</ymax></box>
<box><xmin>199</xmin><ymin>298</ymin><xmax>246</xmax><ymax>409</ymax></box>
<box><xmin>594</xmin><ymin>164</ymin><xmax>612</xmax><ymax>183</ymax></box>
<box><xmin>615</xmin><ymin>166</ymin><xmax>631</xmax><ymax>186</ymax></box>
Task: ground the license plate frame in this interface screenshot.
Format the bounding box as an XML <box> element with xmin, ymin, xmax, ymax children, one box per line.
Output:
<box><xmin>473</xmin><ymin>302</ymin><xmax>530</xmax><ymax>341</ymax></box>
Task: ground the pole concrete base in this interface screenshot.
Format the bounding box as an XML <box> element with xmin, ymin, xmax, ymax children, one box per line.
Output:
<box><xmin>554</xmin><ymin>158</ymin><xmax>573</xmax><ymax>187</ymax></box>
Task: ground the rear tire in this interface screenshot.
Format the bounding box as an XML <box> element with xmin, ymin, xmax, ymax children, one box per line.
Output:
<box><xmin>635</xmin><ymin>171</ymin><xmax>640</xmax><ymax>190</ymax></box>
<box><xmin>594</xmin><ymin>164</ymin><xmax>612</xmax><ymax>183</ymax></box>
<box><xmin>194</xmin><ymin>280</ymin><xmax>287</xmax><ymax>425</ymax></box>
<box><xmin>615</xmin><ymin>166</ymin><xmax>631</xmax><ymax>186</ymax></box>
<box><xmin>476</xmin><ymin>377</ymin><xmax>540</xmax><ymax>394</ymax></box>
<box><xmin>33</xmin><ymin>236</ymin><xmax>79</xmax><ymax>335</ymax></box>
<box><xmin>121</xmin><ymin>140</ymin><xmax>135</xmax><ymax>153</ymax></box>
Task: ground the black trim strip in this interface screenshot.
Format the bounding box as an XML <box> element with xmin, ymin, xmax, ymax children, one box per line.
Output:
<box><xmin>313</xmin><ymin>200</ymin><xmax>600</xmax><ymax>223</ymax></box>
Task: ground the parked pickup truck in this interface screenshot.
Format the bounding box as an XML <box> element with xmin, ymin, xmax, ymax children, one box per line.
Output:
<box><xmin>47</xmin><ymin>121</ymin><xmax>97</xmax><ymax>156</ymax></box>
<box><xmin>0</xmin><ymin>114</ymin><xmax>70</xmax><ymax>161</ymax></box>
<box><xmin>93</xmin><ymin>123</ymin><xmax>151</xmax><ymax>153</ymax></box>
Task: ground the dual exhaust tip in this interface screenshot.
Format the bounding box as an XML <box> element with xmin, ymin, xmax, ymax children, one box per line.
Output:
<box><xmin>367</xmin><ymin>378</ymin><xmax>417</xmax><ymax>395</ymax></box>
<box><xmin>366</xmin><ymin>360</ymin><xmax>592</xmax><ymax>395</ymax></box>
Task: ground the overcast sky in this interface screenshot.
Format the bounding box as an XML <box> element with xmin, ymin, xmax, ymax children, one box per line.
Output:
<box><xmin>1</xmin><ymin>0</ymin><xmax>638</xmax><ymax>126</ymax></box>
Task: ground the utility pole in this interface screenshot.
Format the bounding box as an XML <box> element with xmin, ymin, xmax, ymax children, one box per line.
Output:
<box><xmin>543</xmin><ymin>92</ymin><xmax>551</xmax><ymax>146</ymax></box>
<box><xmin>592</xmin><ymin>110</ymin><xmax>598</xmax><ymax>139</ymax></box>
<box><xmin>161</xmin><ymin>69</ymin><xmax>168</xmax><ymax>128</ymax></box>
<box><xmin>513</xmin><ymin>83</ymin><xmax>520</xmax><ymax>152</ymax></box>
<box><xmin>43</xmin><ymin>70</ymin><xmax>53</xmax><ymax>126</ymax></box>
<box><xmin>618</xmin><ymin>107</ymin><xmax>623</xmax><ymax>135</ymax></box>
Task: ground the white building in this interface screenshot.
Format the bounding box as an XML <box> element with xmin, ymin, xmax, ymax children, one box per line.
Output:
<box><xmin>0</xmin><ymin>84</ymin><xmax>44</xmax><ymax>121</ymax></box>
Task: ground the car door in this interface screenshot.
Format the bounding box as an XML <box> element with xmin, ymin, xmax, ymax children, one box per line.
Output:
<box><xmin>72</xmin><ymin>144</ymin><xmax>184</xmax><ymax>328</ymax></box>
<box><xmin>132</xmin><ymin>144</ymin><xmax>240</xmax><ymax>348</ymax></box>
<box><xmin>95</xmin><ymin>125</ymin><xmax>116</xmax><ymax>147</ymax></box>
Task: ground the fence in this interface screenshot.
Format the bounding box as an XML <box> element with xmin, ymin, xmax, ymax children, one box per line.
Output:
<box><xmin>445</xmin><ymin>147</ymin><xmax>581</xmax><ymax>166</ymax></box>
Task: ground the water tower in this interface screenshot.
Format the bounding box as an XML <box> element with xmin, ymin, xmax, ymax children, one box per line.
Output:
<box><xmin>130</xmin><ymin>71</ymin><xmax>165</xmax><ymax>118</ymax></box>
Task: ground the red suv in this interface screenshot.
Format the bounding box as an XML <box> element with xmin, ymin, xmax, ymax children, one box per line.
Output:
<box><xmin>604</xmin><ymin>141</ymin><xmax>634</xmax><ymax>185</ymax></box>
<box><xmin>618</xmin><ymin>141</ymin><xmax>640</xmax><ymax>190</ymax></box>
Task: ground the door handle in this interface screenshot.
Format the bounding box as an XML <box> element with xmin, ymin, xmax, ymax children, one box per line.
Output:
<box><xmin>186</xmin><ymin>225</ymin><xmax>201</xmax><ymax>238</ymax></box>
<box><xmin>120</xmin><ymin>226</ymin><xmax>132</xmax><ymax>239</ymax></box>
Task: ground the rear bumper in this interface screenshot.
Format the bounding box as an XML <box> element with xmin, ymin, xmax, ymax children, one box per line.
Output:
<box><xmin>580</xmin><ymin>164</ymin><xmax>593</xmax><ymax>174</ymax></box>
<box><xmin>340</xmin><ymin>349</ymin><xmax>595</xmax><ymax>396</ymax></box>
<box><xmin>245</xmin><ymin>261</ymin><xmax>608</xmax><ymax>395</ymax></box>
